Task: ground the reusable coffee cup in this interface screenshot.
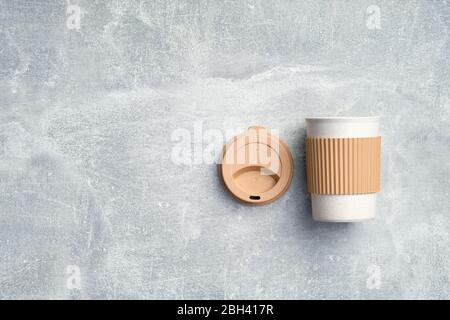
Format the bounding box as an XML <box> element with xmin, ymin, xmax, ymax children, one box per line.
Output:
<box><xmin>305</xmin><ymin>117</ymin><xmax>381</xmax><ymax>222</ymax></box>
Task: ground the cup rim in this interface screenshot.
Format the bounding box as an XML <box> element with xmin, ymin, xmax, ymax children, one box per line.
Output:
<box><xmin>305</xmin><ymin>116</ymin><xmax>380</xmax><ymax>122</ymax></box>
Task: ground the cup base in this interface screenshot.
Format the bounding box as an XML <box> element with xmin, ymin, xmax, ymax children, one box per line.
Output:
<box><xmin>311</xmin><ymin>194</ymin><xmax>377</xmax><ymax>222</ymax></box>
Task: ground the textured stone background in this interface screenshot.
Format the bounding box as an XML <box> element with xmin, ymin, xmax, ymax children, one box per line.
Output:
<box><xmin>0</xmin><ymin>0</ymin><xmax>449</xmax><ymax>299</ymax></box>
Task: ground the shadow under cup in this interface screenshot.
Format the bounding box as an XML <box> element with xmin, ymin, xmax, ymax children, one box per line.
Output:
<box><xmin>305</xmin><ymin>117</ymin><xmax>381</xmax><ymax>222</ymax></box>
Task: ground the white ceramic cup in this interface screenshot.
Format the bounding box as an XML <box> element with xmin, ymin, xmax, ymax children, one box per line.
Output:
<box><xmin>305</xmin><ymin>116</ymin><xmax>380</xmax><ymax>222</ymax></box>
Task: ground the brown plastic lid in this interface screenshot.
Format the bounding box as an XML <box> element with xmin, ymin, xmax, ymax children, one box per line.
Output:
<box><xmin>218</xmin><ymin>126</ymin><xmax>294</xmax><ymax>205</ymax></box>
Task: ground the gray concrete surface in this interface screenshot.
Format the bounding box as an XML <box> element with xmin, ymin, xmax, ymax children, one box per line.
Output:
<box><xmin>0</xmin><ymin>0</ymin><xmax>449</xmax><ymax>299</ymax></box>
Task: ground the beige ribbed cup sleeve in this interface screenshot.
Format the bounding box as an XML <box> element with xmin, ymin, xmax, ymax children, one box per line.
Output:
<box><xmin>305</xmin><ymin>137</ymin><xmax>381</xmax><ymax>195</ymax></box>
